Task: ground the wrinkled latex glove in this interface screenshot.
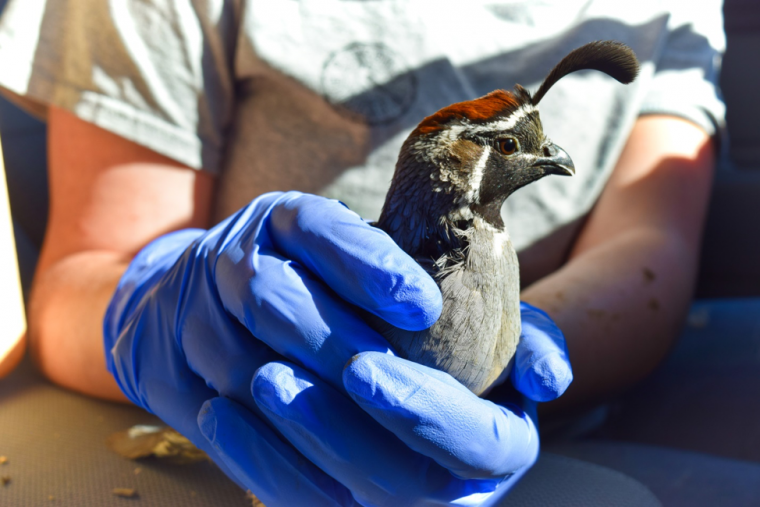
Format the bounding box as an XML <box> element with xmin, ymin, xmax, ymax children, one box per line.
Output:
<box><xmin>511</xmin><ymin>302</ymin><xmax>573</xmax><ymax>402</ymax></box>
<box><xmin>198</xmin><ymin>302</ymin><xmax>572</xmax><ymax>506</ymax></box>
<box><xmin>103</xmin><ymin>191</ymin><xmax>442</xmax><ymax>486</ymax></box>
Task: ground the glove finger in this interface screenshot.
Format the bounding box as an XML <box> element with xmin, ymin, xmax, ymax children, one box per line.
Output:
<box><xmin>111</xmin><ymin>329</ymin><xmax>246</xmax><ymax>489</ymax></box>
<box><xmin>253</xmin><ymin>361</ymin><xmax>503</xmax><ymax>505</ymax></box>
<box><xmin>265</xmin><ymin>192</ymin><xmax>442</xmax><ymax>331</ymax></box>
<box><xmin>217</xmin><ymin>248</ymin><xmax>393</xmax><ymax>391</ymax></box>
<box><xmin>181</xmin><ymin>302</ymin><xmax>283</xmax><ymax>414</ymax></box>
<box><xmin>343</xmin><ymin>352</ymin><xmax>539</xmax><ymax>480</ymax></box>
<box><xmin>198</xmin><ymin>397</ymin><xmax>358</xmax><ymax>507</ymax></box>
<box><xmin>511</xmin><ymin>302</ymin><xmax>573</xmax><ymax>402</ymax></box>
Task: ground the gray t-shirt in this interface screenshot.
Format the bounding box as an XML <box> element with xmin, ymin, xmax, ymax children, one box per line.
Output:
<box><xmin>0</xmin><ymin>0</ymin><xmax>724</xmax><ymax>282</ymax></box>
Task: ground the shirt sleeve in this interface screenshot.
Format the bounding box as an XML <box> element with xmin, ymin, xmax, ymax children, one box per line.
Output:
<box><xmin>0</xmin><ymin>0</ymin><xmax>238</xmax><ymax>173</ymax></box>
<box><xmin>640</xmin><ymin>0</ymin><xmax>726</xmax><ymax>137</ymax></box>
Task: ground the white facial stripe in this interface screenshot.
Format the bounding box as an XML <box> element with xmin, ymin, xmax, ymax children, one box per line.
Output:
<box><xmin>439</xmin><ymin>103</ymin><xmax>536</xmax><ymax>145</ymax></box>
<box><xmin>442</xmin><ymin>124</ymin><xmax>466</xmax><ymax>142</ymax></box>
<box><xmin>466</xmin><ymin>145</ymin><xmax>491</xmax><ymax>203</ymax></box>
<box><xmin>468</xmin><ymin>104</ymin><xmax>537</xmax><ymax>135</ymax></box>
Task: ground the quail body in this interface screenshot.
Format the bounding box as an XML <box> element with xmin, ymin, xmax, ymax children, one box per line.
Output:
<box><xmin>373</xmin><ymin>41</ymin><xmax>639</xmax><ymax>395</ymax></box>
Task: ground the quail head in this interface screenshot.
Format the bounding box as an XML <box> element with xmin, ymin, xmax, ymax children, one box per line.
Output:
<box><xmin>372</xmin><ymin>41</ymin><xmax>639</xmax><ymax>395</ymax></box>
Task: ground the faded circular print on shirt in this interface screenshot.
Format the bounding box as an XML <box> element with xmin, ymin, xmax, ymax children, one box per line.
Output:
<box><xmin>321</xmin><ymin>42</ymin><xmax>418</xmax><ymax>126</ymax></box>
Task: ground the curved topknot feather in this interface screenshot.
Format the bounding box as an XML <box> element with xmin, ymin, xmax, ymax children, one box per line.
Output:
<box><xmin>531</xmin><ymin>40</ymin><xmax>639</xmax><ymax>106</ymax></box>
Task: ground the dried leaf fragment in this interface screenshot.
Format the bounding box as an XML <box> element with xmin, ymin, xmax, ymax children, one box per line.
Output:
<box><xmin>107</xmin><ymin>425</ymin><xmax>208</xmax><ymax>464</ymax></box>
<box><xmin>112</xmin><ymin>488</ymin><xmax>137</xmax><ymax>498</ymax></box>
<box><xmin>246</xmin><ymin>489</ymin><xmax>266</xmax><ymax>506</ymax></box>
<box><xmin>1</xmin><ymin>476</ymin><xmax>10</xmax><ymax>486</ymax></box>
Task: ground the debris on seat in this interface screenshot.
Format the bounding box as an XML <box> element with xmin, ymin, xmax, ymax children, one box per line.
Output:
<box><xmin>246</xmin><ymin>489</ymin><xmax>266</xmax><ymax>506</ymax></box>
<box><xmin>106</xmin><ymin>425</ymin><xmax>208</xmax><ymax>464</ymax></box>
<box><xmin>112</xmin><ymin>487</ymin><xmax>137</xmax><ymax>498</ymax></box>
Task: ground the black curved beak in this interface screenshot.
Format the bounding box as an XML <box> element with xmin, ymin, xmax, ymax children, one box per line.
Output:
<box><xmin>533</xmin><ymin>143</ymin><xmax>575</xmax><ymax>176</ymax></box>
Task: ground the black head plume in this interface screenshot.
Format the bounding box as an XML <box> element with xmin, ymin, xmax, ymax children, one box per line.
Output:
<box><xmin>531</xmin><ymin>40</ymin><xmax>639</xmax><ymax>106</ymax></box>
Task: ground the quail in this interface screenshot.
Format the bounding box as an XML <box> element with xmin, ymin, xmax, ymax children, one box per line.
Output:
<box><xmin>372</xmin><ymin>41</ymin><xmax>639</xmax><ymax>395</ymax></box>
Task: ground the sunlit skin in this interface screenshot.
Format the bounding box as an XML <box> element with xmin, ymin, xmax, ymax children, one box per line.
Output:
<box><xmin>29</xmin><ymin>108</ymin><xmax>711</xmax><ymax>410</ymax></box>
<box><xmin>30</xmin><ymin>108</ymin><xmax>214</xmax><ymax>401</ymax></box>
<box><xmin>527</xmin><ymin>115</ymin><xmax>714</xmax><ymax>411</ymax></box>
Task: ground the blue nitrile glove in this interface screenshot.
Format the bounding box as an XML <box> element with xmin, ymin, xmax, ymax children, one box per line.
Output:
<box><xmin>511</xmin><ymin>302</ymin><xmax>573</xmax><ymax>402</ymax></box>
<box><xmin>198</xmin><ymin>302</ymin><xmax>572</xmax><ymax>506</ymax></box>
<box><xmin>103</xmin><ymin>191</ymin><xmax>442</xmax><ymax>489</ymax></box>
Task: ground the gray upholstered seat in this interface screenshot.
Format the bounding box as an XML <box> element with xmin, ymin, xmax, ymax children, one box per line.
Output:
<box><xmin>0</xmin><ymin>356</ymin><xmax>661</xmax><ymax>507</ymax></box>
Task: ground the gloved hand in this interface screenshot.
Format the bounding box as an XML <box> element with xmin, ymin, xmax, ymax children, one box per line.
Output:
<box><xmin>198</xmin><ymin>302</ymin><xmax>572</xmax><ymax>506</ymax></box>
<box><xmin>103</xmin><ymin>191</ymin><xmax>442</xmax><ymax>485</ymax></box>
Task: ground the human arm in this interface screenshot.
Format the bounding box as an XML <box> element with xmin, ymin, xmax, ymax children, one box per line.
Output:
<box><xmin>28</xmin><ymin>106</ymin><xmax>214</xmax><ymax>401</ymax></box>
<box><xmin>0</xmin><ymin>0</ymin><xmax>233</xmax><ymax>396</ymax></box>
<box><xmin>521</xmin><ymin>114</ymin><xmax>714</xmax><ymax>410</ymax></box>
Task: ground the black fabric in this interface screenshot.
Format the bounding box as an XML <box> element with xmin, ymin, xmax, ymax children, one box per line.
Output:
<box><xmin>0</xmin><ymin>94</ymin><xmax>48</xmax><ymax>252</ymax></box>
<box><xmin>548</xmin><ymin>441</ymin><xmax>760</xmax><ymax>507</ymax></box>
<box><xmin>502</xmin><ymin>452</ymin><xmax>661</xmax><ymax>507</ymax></box>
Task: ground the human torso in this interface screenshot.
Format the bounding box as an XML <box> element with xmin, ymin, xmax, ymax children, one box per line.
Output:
<box><xmin>214</xmin><ymin>0</ymin><xmax>675</xmax><ymax>282</ymax></box>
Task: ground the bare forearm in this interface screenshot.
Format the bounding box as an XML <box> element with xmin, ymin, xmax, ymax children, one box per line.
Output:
<box><xmin>29</xmin><ymin>252</ymin><xmax>130</xmax><ymax>402</ymax></box>
<box><xmin>526</xmin><ymin>116</ymin><xmax>714</xmax><ymax>411</ymax></box>
<box><xmin>523</xmin><ymin>227</ymin><xmax>696</xmax><ymax>410</ymax></box>
<box><xmin>30</xmin><ymin>108</ymin><xmax>214</xmax><ymax>402</ymax></box>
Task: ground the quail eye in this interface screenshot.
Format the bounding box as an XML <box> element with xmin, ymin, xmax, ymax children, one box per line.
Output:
<box><xmin>497</xmin><ymin>138</ymin><xmax>519</xmax><ymax>156</ymax></box>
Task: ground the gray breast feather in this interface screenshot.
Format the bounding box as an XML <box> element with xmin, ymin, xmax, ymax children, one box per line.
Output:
<box><xmin>368</xmin><ymin>229</ymin><xmax>521</xmax><ymax>395</ymax></box>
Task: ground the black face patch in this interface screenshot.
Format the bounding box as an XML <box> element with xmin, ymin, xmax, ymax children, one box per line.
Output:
<box><xmin>467</xmin><ymin>109</ymin><xmax>553</xmax><ymax>226</ymax></box>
